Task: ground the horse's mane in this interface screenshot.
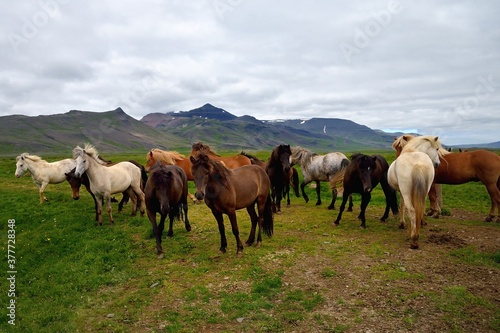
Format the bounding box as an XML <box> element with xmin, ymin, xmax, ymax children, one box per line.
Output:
<box><xmin>192</xmin><ymin>142</ymin><xmax>221</xmax><ymax>157</ymax></box>
<box><xmin>150</xmin><ymin>149</ymin><xmax>186</xmax><ymax>164</ymax></box>
<box><xmin>73</xmin><ymin>144</ymin><xmax>105</xmax><ymax>163</ymax></box>
<box><xmin>17</xmin><ymin>153</ymin><xmax>46</xmax><ymax>163</ymax></box>
<box><xmin>149</xmin><ymin>163</ymin><xmax>175</xmax><ymax>187</ymax></box>
<box><xmin>192</xmin><ymin>153</ymin><xmax>231</xmax><ymax>189</ymax></box>
<box><xmin>401</xmin><ymin>135</ymin><xmax>450</xmax><ymax>157</ymax></box>
<box><xmin>392</xmin><ymin>134</ymin><xmax>415</xmax><ymax>151</ymax></box>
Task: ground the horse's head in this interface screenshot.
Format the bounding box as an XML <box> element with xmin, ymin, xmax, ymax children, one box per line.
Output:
<box><xmin>392</xmin><ymin>134</ymin><xmax>415</xmax><ymax>157</ymax></box>
<box><xmin>145</xmin><ymin>150</ymin><xmax>157</xmax><ymax>172</ymax></box>
<box><xmin>402</xmin><ymin>136</ymin><xmax>447</xmax><ymax>168</ymax></box>
<box><xmin>15</xmin><ymin>154</ymin><xmax>29</xmax><ymax>178</ymax></box>
<box><xmin>65</xmin><ymin>168</ymin><xmax>82</xmax><ymax>200</ymax></box>
<box><xmin>275</xmin><ymin>144</ymin><xmax>292</xmax><ymax>174</ymax></box>
<box><xmin>190</xmin><ymin>153</ymin><xmax>212</xmax><ymax>201</ymax></box>
<box><xmin>73</xmin><ymin>146</ymin><xmax>89</xmax><ymax>177</ymax></box>
<box><xmin>352</xmin><ymin>154</ymin><xmax>377</xmax><ymax>193</ymax></box>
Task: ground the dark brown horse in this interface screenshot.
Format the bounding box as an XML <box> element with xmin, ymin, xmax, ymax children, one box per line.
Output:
<box><xmin>241</xmin><ymin>151</ymin><xmax>300</xmax><ymax>206</ymax></box>
<box><xmin>65</xmin><ymin>159</ymin><xmax>147</xmax><ymax>222</ymax></box>
<box><xmin>265</xmin><ymin>144</ymin><xmax>292</xmax><ymax>214</ymax></box>
<box><xmin>190</xmin><ymin>153</ymin><xmax>273</xmax><ymax>254</ymax></box>
<box><xmin>331</xmin><ymin>154</ymin><xmax>398</xmax><ymax>228</ymax></box>
<box><xmin>190</xmin><ymin>142</ymin><xmax>251</xmax><ymax>168</ymax></box>
<box><xmin>145</xmin><ymin>163</ymin><xmax>191</xmax><ymax>258</ymax></box>
<box><xmin>394</xmin><ymin>135</ymin><xmax>500</xmax><ymax>222</ymax></box>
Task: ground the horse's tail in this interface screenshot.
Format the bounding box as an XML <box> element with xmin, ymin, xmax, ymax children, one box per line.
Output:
<box><xmin>411</xmin><ymin>165</ymin><xmax>430</xmax><ymax>228</ymax></box>
<box><xmin>263</xmin><ymin>195</ymin><xmax>274</xmax><ymax>237</ymax></box>
<box><xmin>329</xmin><ymin>168</ymin><xmax>346</xmax><ymax>193</ymax></box>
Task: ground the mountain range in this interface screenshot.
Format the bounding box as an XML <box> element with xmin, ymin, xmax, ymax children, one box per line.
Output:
<box><xmin>1</xmin><ymin>103</ymin><xmax>498</xmax><ymax>156</ymax></box>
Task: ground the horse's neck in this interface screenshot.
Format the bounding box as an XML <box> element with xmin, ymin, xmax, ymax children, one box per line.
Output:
<box><xmin>25</xmin><ymin>158</ymin><xmax>46</xmax><ymax>177</ymax></box>
<box><xmin>85</xmin><ymin>155</ymin><xmax>106</xmax><ymax>181</ymax></box>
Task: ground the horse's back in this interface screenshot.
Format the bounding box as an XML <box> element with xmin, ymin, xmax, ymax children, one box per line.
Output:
<box><xmin>47</xmin><ymin>158</ymin><xmax>76</xmax><ymax>183</ymax></box>
<box><xmin>435</xmin><ymin>150</ymin><xmax>500</xmax><ymax>183</ymax></box>
<box><xmin>232</xmin><ymin>165</ymin><xmax>270</xmax><ymax>208</ymax></box>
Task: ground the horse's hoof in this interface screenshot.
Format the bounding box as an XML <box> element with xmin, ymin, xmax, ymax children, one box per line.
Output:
<box><xmin>185</xmin><ymin>225</ymin><xmax>192</xmax><ymax>232</ymax></box>
<box><xmin>360</xmin><ymin>224</ymin><xmax>366</xmax><ymax>229</ymax></box>
<box><xmin>236</xmin><ymin>250</ymin><xmax>244</xmax><ymax>256</ymax></box>
<box><xmin>431</xmin><ymin>213</ymin><xmax>440</xmax><ymax>219</ymax></box>
<box><xmin>219</xmin><ymin>248</ymin><xmax>227</xmax><ymax>254</ymax></box>
<box><xmin>327</xmin><ymin>206</ymin><xmax>335</xmax><ymax>210</ymax></box>
<box><xmin>333</xmin><ymin>221</ymin><xmax>340</xmax><ymax>226</ymax></box>
<box><xmin>410</xmin><ymin>244</ymin><xmax>419</xmax><ymax>250</ymax></box>
<box><xmin>245</xmin><ymin>241</ymin><xmax>253</xmax><ymax>247</ymax></box>
<box><xmin>255</xmin><ymin>242</ymin><xmax>262</xmax><ymax>248</ymax></box>
<box><xmin>398</xmin><ymin>223</ymin><xmax>405</xmax><ymax>229</ymax></box>
<box><xmin>484</xmin><ymin>215</ymin><xmax>494</xmax><ymax>222</ymax></box>
<box><xmin>157</xmin><ymin>253</ymin><xmax>164</xmax><ymax>259</ymax></box>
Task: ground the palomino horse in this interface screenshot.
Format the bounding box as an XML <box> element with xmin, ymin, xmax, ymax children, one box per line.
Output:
<box><xmin>65</xmin><ymin>159</ymin><xmax>147</xmax><ymax>221</ymax></box>
<box><xmin>190</xmin><ymin>153</ymin><xmax>273</xmax><ymax>254</ymax></box>
<box><xmin>291</xmin><ymin>146</ymin><xmax>349</xmax><ymax>209</ymax></box>
<box><xmin>73</xmin><ymin>144</ymin><xmax>145</xmax><ymax>225</ymax></box>
<box><xmin>145</xmin><ymin>163</ymin><xmax>191</xmax><ymax>258</ymax></box>
<box><xmin>190</xmin><ymin>142</ymin><xmax>251</xmax><ymax>168</ymax></box>
<box><xmin>388</xmin><ymin>136</ymin><xmax>446</xmax><ymax>249</ymax></box>
<box><xmin>332</xmin><ymin>153</ymin><xmax>398</xmax><ymax>228</ymax></box>
<box><xmin>265</xmin><ymin>144</ymin><xmax>292</xmax><ymax>214</ymax></box>
<box><xmin>15</xmin><ymin>153</ymin><xmax>76</xmax><ymax>203</ymax></box>
<box><xmin>393</xmin><ymin>134</ymin><xmax>500</xmax><ymax>222</ymax></box>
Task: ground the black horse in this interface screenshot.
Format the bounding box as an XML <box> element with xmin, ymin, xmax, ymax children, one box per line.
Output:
<box><xmin>332</xmin><ymin>153</ymin><xmax>398</xmax><ymax>228</ymax></box>
<box><xmin>145</xmin><ymin>163</ymin><xmax>191</xmax><ymax>258</ymax></box>
<box><xmin>265</xmin><ymin>144</ymin><xmax>292</xmax><ymax>214</ymax></box>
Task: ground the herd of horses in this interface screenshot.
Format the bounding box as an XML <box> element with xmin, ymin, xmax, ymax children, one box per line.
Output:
<box><xmin>14</xmin><ymin>136</ymin><xmax>500</xmax><ymax>254</ymax></box>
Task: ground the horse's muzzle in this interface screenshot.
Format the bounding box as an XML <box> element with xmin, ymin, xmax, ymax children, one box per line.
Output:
<box><xmin>195</xmin><ymin>192</ymin><xmax>205</xmax><ymax>201</ymax></box>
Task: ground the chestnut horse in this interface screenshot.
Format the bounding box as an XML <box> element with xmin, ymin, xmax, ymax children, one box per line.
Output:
<box><xmin>388</xmin><ymin>136</ymin><xmax>446</xmax><ymax>249</ymax></box>
<box><xmin>331</xmin><ymin>153</ymin><xmax>398</xmax><ymax>228</ymax></box>
<box><xmin>394</xmin><ymin>134</ymin><xmax>500</xmax><ymax>222</ymax></box>
<box><xmin>190</xmin><ymin>153</ymin><xmax>273</xmax><ymax>255</ymax></box>
<box><xmin>190</xmin><ymin>142</ymin><xmax>251</xmax><ymax>168</ymax></box>
<box><xmin>145</xmin><ymin>163</ymin><xmax>191</xmax><ymax>258</ymax></box>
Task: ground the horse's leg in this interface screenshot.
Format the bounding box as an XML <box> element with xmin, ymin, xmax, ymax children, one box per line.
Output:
<box><xmin>427</xmin><ymin>184</ymin><xmax>441</xmax><ymax>218</ymax></box>
<box><xmin>245</xmin><ymin>205</ymin><xmax>259</xmax><ymax>246</ymax></box>
<box><xmin>105</xmin><ymin>194</ymin><xmax>114</xmax><ymax>225</ymax></box>
<box><xmin>315</xmin><ymin>180</ymin><xmax>322</xmax><ymax>206</ymax></box>
<box><xmin>285</xmin><ymin>182</ymin><xmax>291</xmax><ymax>207</ymax></box>
<box><xmin>182</xmin><ymin>201</ymin><xmax>191</xmax><ymax>231</ymax></box>
<box><xmin>118</xmin><ymin>191</ymin><xmax>129</xmax><ymax>213</ymax></box>
<box><xmin>131</xmin><ymin>185</ymin><xmax>146</xmax><ymax>217</ymax></box>
<box><xmin>327</xmin><ymin>185</ymin><xmax>337</xmax><ymax>210</ymax></box>
<box><xmin>125</xmin><ymin>188</ymin><xmax>138</xmax><ymax>216</ymax></box>
<box><xmin>300</xmin><ymin>180</ymin><xmax>310</xmax><ymax>203</ymax></box>
<box><xmin>358</xmin><ymin>192</ymin><xmax>371</xmax><ymax>229</ymax></box>
<box><xmin>38</xmin><ymin>182</ymin><xmax>48</xmax><ymax>203</ymax></box>
<box><xmin>147</xmin><ymin>209</ymin><xmax>163</xmax><ymax>257</ymax></box>
<box><xmin>380</xmin><ymin>179</ymin><xmax>396</xmax><ymax>222</ymax></box>
<box><xmin>227</xmin><ymin>211</ymin><xmax>244</xmax><ymax>255</ymax></box>
<box><xmin>167</xmin><ymin>211</ymin><xmax>174</xmax><ymax>238</ymax></box>
<box><xmin>276</xmin><ymin>185</ymin><xmax>283</xmax><ymax>213</ymax></box>
<box><xmin>333</xmin><ymin>192</ymin><xmax>350</xmax><ymax>226</ymax></box>
<box><xmin>347</xmin><ymin>194</ymin><xmax>353</xmax><ymax>212</ymax></box>
<box><xmin>398</xmin><ymin>194</ymin><xmax>407</xmax><ymax>230</ymax></box>
<box><xmin>213</xmin><ymin>211</ymin><xmax>228</xmax><ymax>254</ymax></box>
<box><xmin>95</xmin><ymin>194</ymin><xmax>104</xmax><ymax>226</ymax></box>
<box><xmin>408</xmin><ymin>203</ymin><xmax>419</xmax><ymax>249</ymax></box>
<box><xmin>484</xmin><ymin>182</ymin><xmax>500</xmax><ymax>222</ymax></box>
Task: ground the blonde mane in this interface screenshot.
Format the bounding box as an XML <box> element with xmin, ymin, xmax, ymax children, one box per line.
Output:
<box><xmin>149</xmin><ymin>149</ymin><xmax>186</xmax><ymax>165</ymax></box>
<box><xmin>17</xmin><ymin>153</ymin><xmax>46</xmax><ymax>163</ymax></box>
<box><xmin>401</xmin><ymin>135</ymin><xmax>449</xmax><ymax>158</ymax></box>
<box><xmin>73</xmin><ymin>143</ymin><xmax>102</xmax><ymax>162</ymax></box>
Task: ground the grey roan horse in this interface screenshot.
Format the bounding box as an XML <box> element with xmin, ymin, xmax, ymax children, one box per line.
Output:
<box><xmin>291</xmin><ymin>146</ymin><xmax>349</xmax><ymax>209</ymax></box>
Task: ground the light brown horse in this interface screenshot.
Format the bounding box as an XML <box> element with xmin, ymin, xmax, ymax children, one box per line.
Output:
<box><xmin>190</xmin><ymin>142</ymin><xmax>251</xmax><ymax>168</ymax></box>
<box><xmin>190</xmin><ymin>153</ymin><xmax>273</xmax><ymax>255</ymax></box>
<box><xmin>393</xmin><ymin>134</ymin><xmax>500</xmax><ymax>222</ymax></box>
<box><xmin>145</xmin><ymin>149</ymin><xmax>193</xmax><ymax>179</ymax></box>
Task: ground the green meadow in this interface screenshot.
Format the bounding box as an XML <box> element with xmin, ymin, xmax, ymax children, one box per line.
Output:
<box><xmin>0</xmin><ymin>150</ymin><xmax>498</xmax><ymax>333</ymax></box>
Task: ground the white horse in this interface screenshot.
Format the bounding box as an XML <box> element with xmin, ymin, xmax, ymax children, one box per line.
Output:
<box><xmin>15</xmin><ymin>153</ymin><xmax>76</xmax><ymax>203</ymax></box>
<box><xmin>73</xmin><ymin>144</ymin><xmax>145</xmax><ymax>225</ymax></box>
<box><xmin>291</xmin><ymin>146</ymin><xmax>349</xmax><ymax>209</ymax></box>
<box><xmin>388</xmin><ymin>135</ymin><xmax>447</xmax><ymax>249</ymax></box>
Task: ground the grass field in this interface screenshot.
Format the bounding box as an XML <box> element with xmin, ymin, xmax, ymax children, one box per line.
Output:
<box><xmin>0</xmin><ymin>150</ymin><xmax>498</xmax><ymax>332</ymax></box>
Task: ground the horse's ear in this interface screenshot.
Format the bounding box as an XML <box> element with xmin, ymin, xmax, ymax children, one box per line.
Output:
<box><xmin>434</xmin><ymin>136</ymin><xmax>439</xmax><ymax>142</ymax></box>
<box><xmin>189</xmin><ymin>155</ymin><xmax>196</xmax><ymax>164</ymax></box>
<box><xmin>149</xmin><ymin>151</ymin><xmax>153</xmax><ymax>158</ymax></box>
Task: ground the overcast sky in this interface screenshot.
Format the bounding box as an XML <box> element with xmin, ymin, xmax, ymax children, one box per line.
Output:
<box><xmin>1</xmin><ymin>1</ymin><xmax>499</xmax><ymax>145</ymax></box>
